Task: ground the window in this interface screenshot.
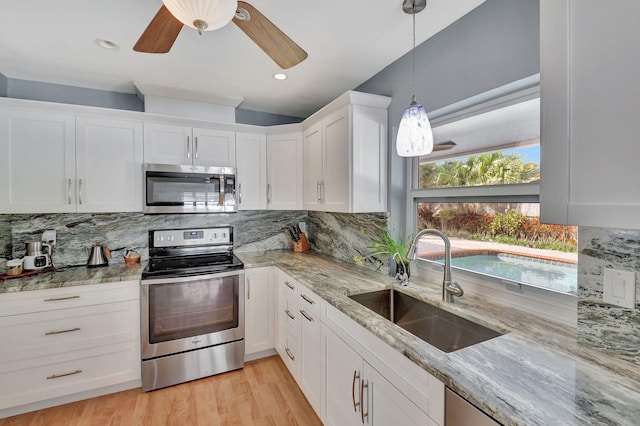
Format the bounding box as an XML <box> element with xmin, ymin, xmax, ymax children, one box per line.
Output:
<box><xmin>408</xmin><ymin>83</ymin><xmax>578</xmax><ymax>297</ymax></box>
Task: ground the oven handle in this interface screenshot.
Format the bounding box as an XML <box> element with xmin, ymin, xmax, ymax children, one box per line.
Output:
<box><xmin>140</xmin><ymin>269</ymin><xmax>244</xmax><ymax>285</ymax></box>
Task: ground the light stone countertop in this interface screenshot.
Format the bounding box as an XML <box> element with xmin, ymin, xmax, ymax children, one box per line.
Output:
<box><xmin>2</xmin><ymin>250</ymin><xmax>639</xmax><ymax>425</ymax></box>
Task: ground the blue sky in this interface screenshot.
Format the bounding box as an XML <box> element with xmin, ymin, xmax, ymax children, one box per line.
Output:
<box><xmin>433</xmin><ymin>144</ymin><xmax>541</xmax><ymax>165</ymax></box>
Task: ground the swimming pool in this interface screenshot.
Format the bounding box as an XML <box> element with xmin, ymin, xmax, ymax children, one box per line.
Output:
<box><xmin>432</xmin><ymin>253</ymin><xmax>577</xmax><ymax>294</ymax></box>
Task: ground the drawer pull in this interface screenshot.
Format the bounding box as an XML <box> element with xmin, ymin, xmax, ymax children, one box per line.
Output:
<box><xmin>45</xmin><ymin>327</ymin><xmax>81</xmax><ymax>336</ymax></box>
<box><xmin>285</xmin><ymin>309</ymin><xmax>295</xmax><ymax>320</ymax></box>
<box><xmin>300</xmin><ymin>309</ymin><xmax>314</xmax><ymax>322</ymax></box>
<box><xmin>285</xmin><ymin>347</ymin><xmax>295</xmax><ymax>361</ymax></box>
<box><xmin>44</xmin><ymin>295</ymin><xmax>80</xmax><ymax>302</ymax></box>
<box><xmin>300</xmin><ymin>294</ymin><xmax>315</xmax><ymax>305</ymax></box>
<box><xmin>47</xmin><ymin>369</ymin><xmax>82</xmax><ymax>380</ymax></box>
<box><xmin>284</xmin><ymin>281</ymin><xmax>295</xmax><ymax>290</ymax></box>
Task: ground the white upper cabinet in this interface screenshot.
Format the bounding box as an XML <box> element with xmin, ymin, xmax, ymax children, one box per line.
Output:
<box><xmin>540</xmin><ymin>0</ymin><xmax>640</xmax><ymax>229</ymax></box>
<box><xmin>75</xmin><ymin>116</ymin><xmax>143</xmax><ymax>212</ymax></box>
<box><xmin>0</xmin><ymin>105</ymin><xmax>143</xmax><ymax>214</ymax></box>
<box><xmin>0</xmin><ymin>109</ymin><xmax>76</xmax><ymax>213</ymax></box>
<box><xmin>302</xmin><ymin>91</ymin><xmax>390</xmax><ymax>213</ymax></box>
<box><xmin>236</xmin><ymin>132</ymin><xmax>267</xmax><ymax>210</ymax></box>
<box><xmin>144</xmin><ymin>123</ymin><xmax>236</xmax><ymax>167</ymax></box>
<box><xmin>266</xmin><ymin>130</ymin><xmax>303</xmax><ymax>210</ymax></box>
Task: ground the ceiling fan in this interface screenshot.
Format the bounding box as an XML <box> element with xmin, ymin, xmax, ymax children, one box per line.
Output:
<box><xmin>133</xmin><ymin>0</ymin><xmax>308</xmax><ymax>69</ymax></box>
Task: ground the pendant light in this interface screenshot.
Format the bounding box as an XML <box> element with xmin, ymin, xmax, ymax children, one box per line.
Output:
<box><xmin>396</xmin><ymin>0</ymin><xmax>434</xmax><ymax>157</ymax></box>
<box><xmin>162</xmin><ymin>0</ymin><xmax>238</xmax><ymax>34</ymax></box>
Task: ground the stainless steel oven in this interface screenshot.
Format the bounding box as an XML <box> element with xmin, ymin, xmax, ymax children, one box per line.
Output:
<box><xmin>140</xmin><ymin>226</ymin><xmax>244</xmax><ymax>391</ymax></box>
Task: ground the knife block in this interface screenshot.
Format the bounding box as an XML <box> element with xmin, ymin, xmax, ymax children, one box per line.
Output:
<box><xmin>293</xmin><ymin>233</ymin><xmax>310</xmax><ymax>252</ymax></box>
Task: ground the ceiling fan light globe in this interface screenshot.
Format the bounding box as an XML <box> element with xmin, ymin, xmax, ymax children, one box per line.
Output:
<box><xmin>163</xmin><ymin>0</ymin><xmax>238</xmax><ymax>31</ymax></box>
<box><xmin>396</xmin><ymin>101</ymin><xmax>434</xmax><ymax>157</ymax></box>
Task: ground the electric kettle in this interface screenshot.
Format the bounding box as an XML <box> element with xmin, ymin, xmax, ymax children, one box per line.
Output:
<box><xmin>86</xmin><ymin>242</ymin><xmax>111</xmax><ymax>268</ymax></box>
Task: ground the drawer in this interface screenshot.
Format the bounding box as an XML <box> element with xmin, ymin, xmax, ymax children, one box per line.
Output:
<box><xmin>0</xmin><ymin>341</ymin><xmax>140</xmax><ymax>410</ymax></box>
<box><xmin>278</xmin><ymin>271</ymin><xmax>297</xmax><ymax>298</ymax></box>
<box><xmin>0</xmin><ymin>280</ymin><xmax>139</xmax><ymax>316</ymax></box>
<box><xmin>283</xmin><ymin>291</ymin><xmax>299</xmax><ymax>336</ymax></box>
<box><xmin>298</xmin><ymin>284</ymin><xmax>322</xmax><ymax>318</ymax></box>
<box><xmin>280</xmin><ymin>330</ymin><xmax>300</xmax><ymax>378</ymax></box>
<box><xmin>0</xmin><ymin>300</ymin><xmax>139</xmax><ymax>363</ymax></box>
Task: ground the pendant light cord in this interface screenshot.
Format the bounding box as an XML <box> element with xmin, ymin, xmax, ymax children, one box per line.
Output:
<box><xmin>412</xmin><ymin>2</ymin><xmax>416</xmax><ymax>103</ymax></box>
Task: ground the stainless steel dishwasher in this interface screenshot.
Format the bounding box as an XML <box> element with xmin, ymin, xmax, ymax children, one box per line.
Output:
<box><xmin>446</xmin><ymin>388</ymin><xmax>500</xmax><ymax>425</ymax></box>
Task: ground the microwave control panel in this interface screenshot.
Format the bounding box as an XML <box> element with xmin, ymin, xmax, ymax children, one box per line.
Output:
<box><xmin>152</xmin><ymin>227</ymin><xmax>232</xmax><ymax>248</ymax></box>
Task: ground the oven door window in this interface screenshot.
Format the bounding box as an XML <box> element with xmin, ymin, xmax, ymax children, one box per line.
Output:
<box><xmin>148</xmin><ymin>276</ymin><xmax>238</xmax><ymax>344</ymax></box>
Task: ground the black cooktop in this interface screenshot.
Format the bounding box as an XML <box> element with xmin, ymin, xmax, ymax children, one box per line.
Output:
<box><xmin>141</xmin><ymin>253</ymin><xmax>244</xmax><ymax>279</ymax></box>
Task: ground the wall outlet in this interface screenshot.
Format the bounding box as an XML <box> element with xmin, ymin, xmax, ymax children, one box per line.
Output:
<box><xmin>42</xmin><ymin>230</ymin><xmax>57</xmax><ymax>246</ymax></box>
<box><xmin>603</xmin><ymin>268</ymin><xmax>636</xmax><ymax>309</ymax></box>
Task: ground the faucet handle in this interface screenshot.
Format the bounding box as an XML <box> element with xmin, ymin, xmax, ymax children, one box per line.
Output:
<box><xmin>445</xmin><ymin>281</ymin><xmax>464</xmax><ymax>298</ymax></box>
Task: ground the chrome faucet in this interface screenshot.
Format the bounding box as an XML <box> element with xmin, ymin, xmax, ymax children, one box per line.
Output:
<box><xmin>406</xmin><ymin>229</ymin><xmax>464</xmax><ymax>303</ymax></box>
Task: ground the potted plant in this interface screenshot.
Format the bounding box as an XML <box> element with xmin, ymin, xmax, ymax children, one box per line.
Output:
<box><xmin>354</xmin><ymin>229</ymin><xmax>413</xmax><ymax>280</ymax></box>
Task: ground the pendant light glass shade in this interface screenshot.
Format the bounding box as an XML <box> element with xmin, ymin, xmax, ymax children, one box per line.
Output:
<box><xmin>397</xmin><ymin>95</ymin><xmax>433</xmax><ymax>157</ymax></box>
<box><xmin>396</xmin><ymin>0</ymin><xmax>433</xmax><ymax>157</ymax></box>
<box><xmin>163</xmin><ymin>0</ymin><xmax>238</xmax><ymax>32</ymax></box>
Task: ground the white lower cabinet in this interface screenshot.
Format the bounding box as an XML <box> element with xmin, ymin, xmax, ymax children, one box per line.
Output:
<box><xmin>244</xmin><ymin>267</ymin><xmax>275</xmax><ymax>358</ymax></box>
<box><xmin>0</xmin><ymin>281</ymin><xmax>140</xmax><ymax>416</ymax></box>
<box><xmin>274</xmin><ymin>267</ymin><xmax>444</xmax><ymax>425</ymax></box>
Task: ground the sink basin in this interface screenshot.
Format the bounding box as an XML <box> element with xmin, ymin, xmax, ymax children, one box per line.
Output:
<box><xmin>349</xmin><ymin>289</ymin><xmax>502</xmax><ymax>353</ymax></box>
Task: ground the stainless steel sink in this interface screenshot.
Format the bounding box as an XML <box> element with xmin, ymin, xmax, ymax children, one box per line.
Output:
<box><xmin>349</xmin><ymin>289</ymin><xmax>502</xmax><ymax>353</ymax></box>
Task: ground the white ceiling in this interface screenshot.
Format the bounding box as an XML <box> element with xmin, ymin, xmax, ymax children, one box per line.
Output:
<box><xmin>0</xmin><ymin>0</ymin><xmax>485</xmax><ymax>118</ymax></box>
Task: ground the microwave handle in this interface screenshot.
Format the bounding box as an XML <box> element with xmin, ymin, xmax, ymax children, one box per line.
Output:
<box><xmin>186</xmin><ymin>136</ymin><xmax>191</xmax><ymax>160</ymax></box>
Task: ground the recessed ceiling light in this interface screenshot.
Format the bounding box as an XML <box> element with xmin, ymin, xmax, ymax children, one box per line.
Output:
<box><xmin>273</xmin><ymin>73</ymin><xmax>287</xmax><ymax>80</ymax></box>
<box><xmin>95</xmin><ymin>39</ymin><xmax>120</xmax><ymax>50</ymax></box>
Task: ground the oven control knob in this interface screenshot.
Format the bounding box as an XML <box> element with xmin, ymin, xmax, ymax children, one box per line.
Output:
<box><xmin>168</xmin><ymin>235</ymin><xmax>174</xmax><ymax>242</ymax></box>
<box><xmin>157</xmin><ymin>236</ymin><xmax>164</xmax><ymax>243</ymax></box>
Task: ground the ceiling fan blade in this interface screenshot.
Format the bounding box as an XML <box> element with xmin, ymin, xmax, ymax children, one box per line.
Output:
<box><xmin>133</xmin><ymin>5</ymin><xmax>183</xmax><ymax>53</ymax></box>
<box><xmin>232</xmin><ymin>1</ymin><xmax>308</xmax><ymax>69</ymax></box>
<box><xmin>433</xmin><ymin>141</ymin><xmax>457</xmax><ymax>152</ymax></box>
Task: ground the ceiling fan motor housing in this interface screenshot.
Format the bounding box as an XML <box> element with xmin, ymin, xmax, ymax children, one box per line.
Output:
<box><xmin>162</xmin><ymin>0</ymin><xmax>238</xmax><ymax>31</ymax></box>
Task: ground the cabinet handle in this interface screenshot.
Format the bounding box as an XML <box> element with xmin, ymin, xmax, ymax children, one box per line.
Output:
<box><xmin>47</xmin><ymin>370</ymin><xmax>82</xmax><ymax>380</ymax></box>
<box><xmin>44</xmin><ymin>295</ymin><xmax>80</xmax><ymax>302</ymax></box>
<box><xmin>284</xmin><ymin>281</ymin><xmax>295</xmax><ymax>290</ymax></box>
<box><xmin>352</xmin><ymin>370</ymin><xmax>361</xmax><ymax>412</ymax></box>
<box><xmin>285</xmin><ymin>347</ymin><xmax>295</xmax><ymax>361</ymax></box>
<box><xmin>267</xmin><ymin>183</ymin><xmax>272</xmax><ymax>204</ymax></box>
<box><xmin>67</xmin><ymin>178</ymin><xmax>72</xmax><ymax>204</ymax></box>
<box><xmin>360</xmin><ymin>378</ymin><xmax>369</xmax><ymax>424</ymax></box>
<box><xmin>300</xmin><ymin>294</ymin><xmax>315</xmax><ymax>305</ymax></box>
<box><xmin>78</xmin><ymin>178</ymin><xmax>83</xmax><ymax>205</ymax></box>
<box><xmin>317</xmin><ymin>181</ymin><xmax>321</xmax><ymax>202</ymax></box>
<box><xmin>238</xmin><ymin>183</ymin><xmax>242</xmax><ymax>204</ymax></box>
<box><xmin>45</xmin><ymin>327</ymin><xmax>81</xmax><ymax>336</ymax></box>
<box><xmin>321</xmin><ymin>180</ymin><xmax>325</xmax><ymax>203</ymax></box>
<box><xmin>186</xmin><ymin>136</ymin><xmax>191</xmax><ymax>159</ymax></box>
<box><xmin>285</xmin><ymin>309</ymin><xmax>295</xmax><ymax>320</ymax></box>
<box><xmin>299</xmin><ymin>309</ymin><xmax>314</xmax><ymax>322</ymax></box>
<box><xmin>195</xmin><ymin>137</ymin><xmax>199</xmax><ymax>159</ymax></box>
<box><xmin>247</xmin><ymin>278</ymin><xmax>251</xmax><ymax>300</ymax></box>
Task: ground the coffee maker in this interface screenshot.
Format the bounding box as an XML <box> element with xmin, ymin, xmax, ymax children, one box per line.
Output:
<box><xmin>23</xmin><ymin>242</ymin><xmax>53</xmax><ymax>270</ymax></box>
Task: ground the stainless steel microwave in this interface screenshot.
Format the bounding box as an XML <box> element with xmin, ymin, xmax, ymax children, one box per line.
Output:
<box><xmin>143</xmin><ymin>163</ymin><xmax>237</xmax><ymax>214</ymax></box>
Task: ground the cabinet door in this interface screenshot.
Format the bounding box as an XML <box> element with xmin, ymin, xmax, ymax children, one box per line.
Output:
<box><xmin>236</xmin><ymin>132</ymin><xmax>267</xmax><ymax>210</ymax></box>
<box><xmin>323</xmin><ymin>326</ymin><xmax>363</xmax><ymax>426</ymax></box>
<box><xmin>303</xmin><ymin>122</ymin><xmax>324</xmax><ymax>210</ymax></box>
<box><xmin>143</xmin><ymin>123</ymin><xmax>190</xmax><ymax>165</ymax></box>
<box><xmin>0</xmin><ymin>109</ymin><xmax>76</xmax><ymax>213</ymax></box>
<box><xmin>322</xmin><ymin>109</ymin><xmax>350</xmax><ymax>212</ymax></box>
<box><xmin>266</xmin><ymin>133</ymin><xmax>303</xmax><ymax>210</ymax></box>
<box><xmin>75</xmin><ymin>117</ymin><xmax>143</xmax><ymax>212</ymax></box>
<box><xmin>244</xmin><ymin>267</ymin><xmax>275</xmax><ymax>356</ymax></box>
<box><xmin>192</xmin><ymin>127</ymin><xmax>236</xmax><ymax>167</ymax></box>
<box><xmin>369</xmin><ymin>367</ymin><xmax>432</xmax><ymax>426</ymax></box>
<box><xmin>299</xmin><ymin>297</ymin><xmax>322</xmax><ymax>414</ymax></box>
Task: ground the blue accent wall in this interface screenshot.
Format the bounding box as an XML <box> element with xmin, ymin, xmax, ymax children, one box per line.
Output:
<box><xmin>356</xmin><ymin>0</ymin><xmax>540</xmax><ymax>233</ymax></box>
<box><xmin>6</xmin><ymin>78</ymin><xmax>143</xmax><ymax>111</ymax></box>
<box><xmin>0</xmin><ymin>72</ymin><xmax>7</xmax><ymax>97</ymax></box>
<box><xmin>236</xmin><ymin>108</ymin><xmax>303</xmax><ymax>126</ymax></box>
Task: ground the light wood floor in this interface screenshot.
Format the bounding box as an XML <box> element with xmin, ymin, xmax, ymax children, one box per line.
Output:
<box><xmin>0</xmin><ymin>356</ymin><xmax>322</xmax><ymax>426</ymax></box>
